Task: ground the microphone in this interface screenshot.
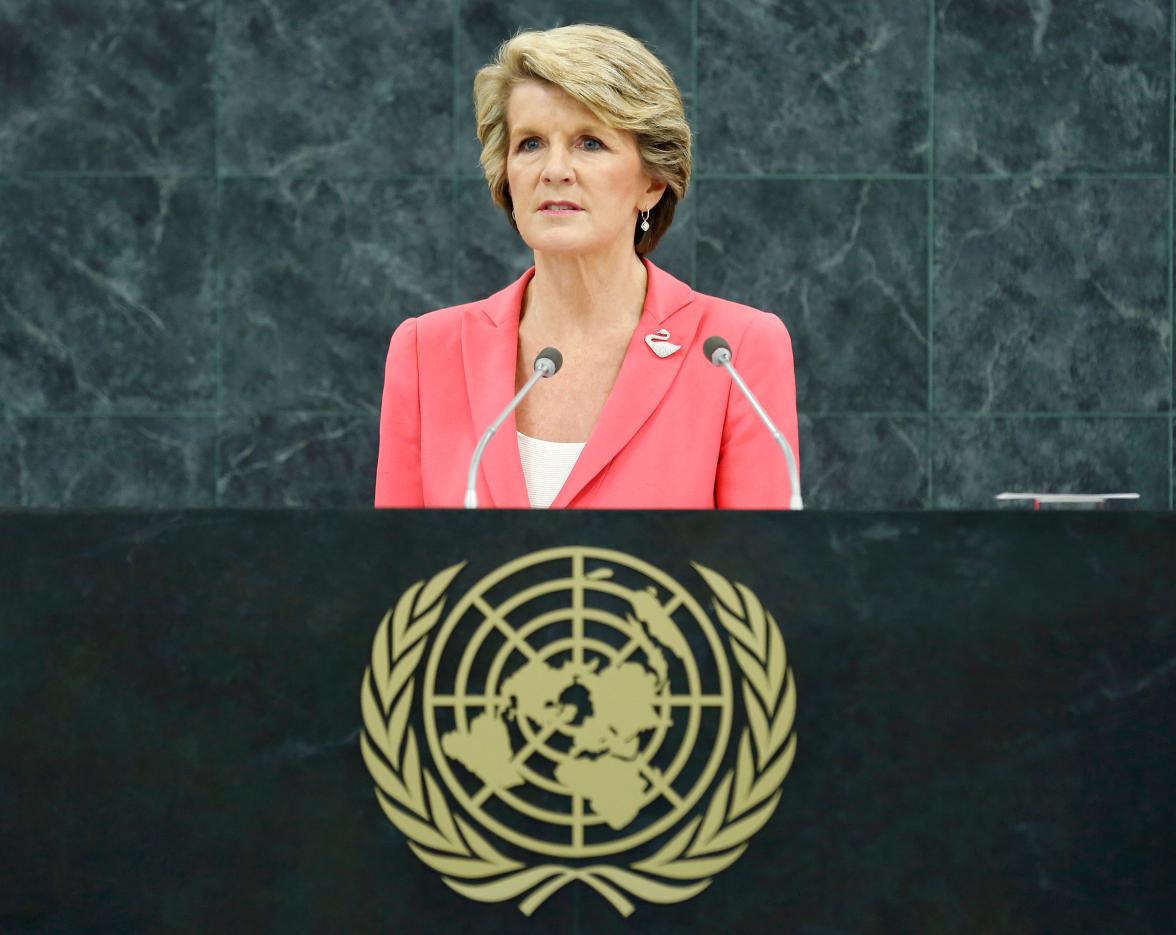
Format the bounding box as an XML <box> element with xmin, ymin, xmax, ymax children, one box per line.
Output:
<box><xmin>465</xmin><ymin>347</ymin><xmax>564</xmax><ymax>509</ymax></box>
<box><xmin>703</xmin><ymin>335</ymin><xmax>803</xmax><ymax>510</ymax></box>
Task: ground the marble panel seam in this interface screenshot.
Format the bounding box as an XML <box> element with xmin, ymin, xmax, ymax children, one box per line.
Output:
<box><xmin>453</xmin><ymin>171</ymin><xmax>1174</xmax><ymax>182</ymax></box>
<box><xmin>208</xmin><ymin>172</ymin><xmax>455</xmax><ymax>182</ymax></box>
<box><xmin>0</xmin><ymin>172</ymin><xmax>213</xmax><ymax>180</ymax></box>
<box><xmin>7</xmin><ymin>171</ymin><xmax>1168</xmax><ymax>182</ymax></box>
<box><xmin>1169</xmin><ymin>0</ymin><xmax>1175</xmax><ymax>509</ymax></box>
<box><xmin>450</xmin><ymin>0</ymin><xmax>460</xmax><ymax>310</ymax></box>
<box><xmin>926</xmin><ymin>0</ymin><xmax>937</xmax><ymax>508</ymax></box>
<box><xmin>933</xmin><ymin>412</ymin><xmax>1172</xmax><ymax>420</ymax></box>
<box><xmin>8</xmin><ymin>413</ymin><xmax>220</xmax><ymax>420</ymax></box>
<box><xmin>691</xmin><ymin>0</ymin><xmax>699</xmax><ymax>287</ymax></box>
<box><xmin>804</xmin><ymin>411</ymin><xmax>933</xmax><ymax>419</ymax></box>
<box><xmin>214</xmin><ymin>0</ymin><xmax>224</xmax><ymax>508</ymax></box>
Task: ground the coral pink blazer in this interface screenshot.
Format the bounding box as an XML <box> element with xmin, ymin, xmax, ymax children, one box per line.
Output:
<box><xmin>375</xmin><ymin>258</ymin><xmax>799</xmax><ymax>509</ymax></box>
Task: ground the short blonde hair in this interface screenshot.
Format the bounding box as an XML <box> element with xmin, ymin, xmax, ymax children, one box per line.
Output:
<box><xmin>472</xmin><ymin>24</ymin><xmax>692</xmax><ymax>255</ymax></box>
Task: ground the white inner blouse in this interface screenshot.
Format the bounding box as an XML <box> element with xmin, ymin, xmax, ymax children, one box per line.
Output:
<box><xmin>517</xmin><ymin>432</ymin><xmax>585</xmax><ymax>509</ymax></box>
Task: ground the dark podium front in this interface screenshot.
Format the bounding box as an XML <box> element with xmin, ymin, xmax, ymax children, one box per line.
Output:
<box><xmin>2</xmin><ymin>510</ymin><xmax>1173</xmax><ymax>934</ymax></box>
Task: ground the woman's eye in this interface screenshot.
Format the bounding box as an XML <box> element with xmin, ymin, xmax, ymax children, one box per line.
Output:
<box><xmin>516</xmin><ymin>137</ymin><xmax>605</xmax><ymax>153</ymax></box>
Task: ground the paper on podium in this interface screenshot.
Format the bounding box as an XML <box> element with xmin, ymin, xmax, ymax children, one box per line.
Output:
<box><xmin>995</xmin><ymin>491</ymin><xmax>1141</xmax><ymax>509</ymax></box>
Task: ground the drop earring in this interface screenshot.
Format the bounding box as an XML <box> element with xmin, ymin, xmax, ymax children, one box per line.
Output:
<box><xmin>640</xmin><ymin>209</ymin><xmax>651</xmax><ymax>232</ymax></box>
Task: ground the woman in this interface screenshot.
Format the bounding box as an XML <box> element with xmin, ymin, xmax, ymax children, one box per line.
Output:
<box><xmin>375</xmin><ymin>24</ymin><xmax>799</xmax><ymax>509</ymax></box>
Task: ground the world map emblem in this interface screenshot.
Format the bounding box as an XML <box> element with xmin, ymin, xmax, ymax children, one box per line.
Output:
<box><xmin>360</xmin><ymin>547</ymin><xmax>796</xmax><ymax>917</ymax></box>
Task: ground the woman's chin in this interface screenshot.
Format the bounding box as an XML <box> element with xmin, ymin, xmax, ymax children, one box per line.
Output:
<box><xmin>523</xmin><ymin>232</ymin><xmax>626</xmax><ymax>258</ymax></box>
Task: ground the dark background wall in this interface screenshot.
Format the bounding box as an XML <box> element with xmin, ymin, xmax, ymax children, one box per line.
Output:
<box><xmin>1</xmin><ymin>0</ymin><xmax>1172</xmax><ymax>509</ymax></box>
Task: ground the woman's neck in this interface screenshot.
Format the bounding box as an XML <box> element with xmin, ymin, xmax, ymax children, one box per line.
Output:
<box><xmin>522</xmin><ymin>249</ymin><xmax>649</xmax><ymax>339</ymax></box>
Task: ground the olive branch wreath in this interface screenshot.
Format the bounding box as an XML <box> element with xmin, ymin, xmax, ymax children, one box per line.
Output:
<box><xmin>360</xmin><ymin>560</ymin><xmax>796</xmax><ymax>918</ymax></box>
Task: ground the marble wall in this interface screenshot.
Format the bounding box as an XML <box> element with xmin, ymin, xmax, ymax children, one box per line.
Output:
<box><xmin>1</xmin><ymin>0</ymin><xmax>1172</xmax><ymax>509</ymax></box>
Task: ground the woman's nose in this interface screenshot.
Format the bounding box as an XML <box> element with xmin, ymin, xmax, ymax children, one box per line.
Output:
<box><xmin>541</xmin><ymin>147</ymin><xmax>574</xmax><ymax>183</ymax></box>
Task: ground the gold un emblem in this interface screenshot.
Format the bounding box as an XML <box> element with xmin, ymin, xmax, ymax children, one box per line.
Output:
<box><xmin>360</xmin><ymin>547</ymin><xmax>796</xmax><ymax>917</ymax></box>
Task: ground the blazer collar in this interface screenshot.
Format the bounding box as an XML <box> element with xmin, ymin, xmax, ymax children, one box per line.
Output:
<box><xmin>461</xmin><ymin>258</ymin><xmax>697</xmax><ymax>508</ymax></box>
<box><xmin>552</xmin><ymin>260</ymin><xmax>698</xmax><ymax>507</ymax></box>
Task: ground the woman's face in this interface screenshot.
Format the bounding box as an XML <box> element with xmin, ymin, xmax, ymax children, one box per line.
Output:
<box><xmin>505</xmin><ymin>80</ymin><xmax>665</xmax><ymax>258</ymax></box>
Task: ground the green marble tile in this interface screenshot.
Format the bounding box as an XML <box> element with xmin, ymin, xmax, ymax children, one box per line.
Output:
<box><xmin>0</xmin><ymin>416</ymin><xmax>216</xmax><ymax>507</ymax></box>
<box><xmin>219</xmin><ymin>0</ymin><xmax>453</xmax><ymax>176</ymax></box>
<box><xmin>936</xmin><ymin>0</ymin><xmax>1169</xmax><ymax>173</ymax></box>
<box><xmin>934</xmin><ymin>178</ymin><xmax>1169</xmax><ymax>414</ymax></box>
<box><xmin>219</xmin><ymin>178</ymin><xmax>451</xmax><ymax>414</ymax></box>
<box><xmin>696</xmin><ymin>179</ymin><xmax>928</xmax><ymax>413</ymax></box>
<box><xmin>453</xmin><ymin>176</ymin><xmax>538</xmax><ymax>305</ymax></box>
<box><xmin>0</xmin><ymin>0</ymin><xmax>215</xmax><ymax>172</ymax></box>
<box><xmin>0</xmin><ymin>178</ymin><xmax>217</xmax><ymax>416</ymax></box>
<box><xmin>699</xmin><ymin>0</ymin><xmax>929</xmax><ymax>173</ymax></box>
<box><xmin>217</xmin><ymin>411</ymin><xmax>378</xmax><ymax>507</ymax></box>
<box><xmin>931</xmin><ymin>416</ymin><xmax>1170</xmax><ymax>508</ymax></box>
<box><xmin>800</xmin><ymin>415</ymin><xmax>929</xmax><ymax>509</ymax></box>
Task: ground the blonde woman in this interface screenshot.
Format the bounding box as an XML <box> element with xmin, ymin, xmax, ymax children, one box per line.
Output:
<box><xmin>376</xmin><ymin>24</ymin><xmax>798</xmax><ymax>509</ymax></box>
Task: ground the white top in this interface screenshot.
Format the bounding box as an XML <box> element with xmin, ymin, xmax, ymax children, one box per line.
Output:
<box><xmin>517</xmin><ymin>432</ymin><xmax>585</xmax><ymax>509</ymax></box>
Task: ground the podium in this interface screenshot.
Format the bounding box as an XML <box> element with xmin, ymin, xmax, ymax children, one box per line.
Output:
<box><xmin>2</xmin><ymin>510</ymin><xmax>1174</xmax><ymax>932</ymax></box>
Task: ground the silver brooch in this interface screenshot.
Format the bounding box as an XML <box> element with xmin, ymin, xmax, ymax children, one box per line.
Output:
<box><xmin>644</xmin><ymin>328</ymin><xmax>681</xmax><ymax>358</ymax></box>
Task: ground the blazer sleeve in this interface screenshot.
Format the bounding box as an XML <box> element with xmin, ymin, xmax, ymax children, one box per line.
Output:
<box><xmin>714</xmin><ymin>311</ymin><xmax>801</xmax><ymax>509</ymax></box>
<box><xmin>374</xmin><ymin>318</ymin><xmax>424</xmax><ymax>507</ymax></box>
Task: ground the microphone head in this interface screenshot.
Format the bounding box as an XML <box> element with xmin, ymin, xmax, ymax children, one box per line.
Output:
<box><xmin>702</xmin><ymin>335</ymin><xmax>731</xmax><ymax>366</ymax></box>
<box><xmin>535</xmin><ymin>346</ymin><xmax>563</xmax><ymax>376</ymax></box>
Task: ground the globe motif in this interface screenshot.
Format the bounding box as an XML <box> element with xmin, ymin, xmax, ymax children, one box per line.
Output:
<box><xmin>423</xmin><ymin>547</ymin><xmax>734</xmax><ymax>859</ymax></box>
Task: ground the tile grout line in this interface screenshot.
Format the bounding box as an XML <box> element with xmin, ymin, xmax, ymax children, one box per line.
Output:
<box><xmin>20</xmin><ymin>411</ymin><xmax>1176</xmax><ymax>423</ymax></box>
<box><xmin>687</xmin><ymin>172</ymin><xmax>1174</xmax><ymax>181</ymax></box>
<box><xmin>931</xmin><ymin>412</ymin><xmax>1175</xmax><ymax>420</ymax></box>
<box><xmin>214</xmin><ymin>0</ymin><xmax>224</xmax><ymax>507</ymax></box>
<box><xmin>1169</xmin><ymin>0</ymin><xmax>1174</xmax><ymax>509</ymax></box>
<box><xmin>14</xmin><ymin>409</ymin><xmax>1172</xmax><ymax>420</ymax></box>
<box><xmin>926</xmin><ymin>0</ymin><xmax>936</xmax><ymax>509</ymax></box>
<box><xmin>7</xmin><ymin>170</ymin><xmax>1174</xmax><ymax>182</ymax></box>
<box><xmin>6</xmin><ymin>412</ymin><xmax>381</xmax><ymax>422</ymax></box>
<box><xmin>691</xmin><ymin>0</ymin><xmax>699</xmax><ymax>288</ymax></box>
<box><xmin>451</xmin><ymin>0</ymin><xmax>460</xmax><ymax>307</ymax></box>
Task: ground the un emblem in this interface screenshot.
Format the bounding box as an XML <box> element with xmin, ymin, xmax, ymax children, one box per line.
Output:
<box><xmin>360</xmin><ymin>547</ymin><xmax>796</xmax><ymax>917</ymax></box>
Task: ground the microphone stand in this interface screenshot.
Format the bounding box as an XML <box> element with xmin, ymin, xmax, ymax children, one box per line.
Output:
<box><xmin>705</xmin><ymin>337</ymin><xmax>803</xmax><ymax>510</ymax></box>
<box><xmin>465</xmin><ymin>348</ymin><xmax>563</xmax><ymax>509</ymax></box>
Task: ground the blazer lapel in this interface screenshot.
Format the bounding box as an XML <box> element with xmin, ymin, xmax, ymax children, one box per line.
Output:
<box><xmin>461</xmin><ymin>267</ymin><xmax>534</xmax><ymax>508</ymax></box>
<box><xmin>551</xmin><ymin>260</ymin><xmax>699</xmax><ymax>508</ymax></box>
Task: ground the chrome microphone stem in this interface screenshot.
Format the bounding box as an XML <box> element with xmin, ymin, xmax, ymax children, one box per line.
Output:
<box><xmin>716</xmin><ymin>350</ymin><xmax>803</xmax><ymax>511</ymax></box>
<box><xmin>465</xmin><ymin>358</ymin><xmax>556</xmax><ymax>509</ymax></box>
